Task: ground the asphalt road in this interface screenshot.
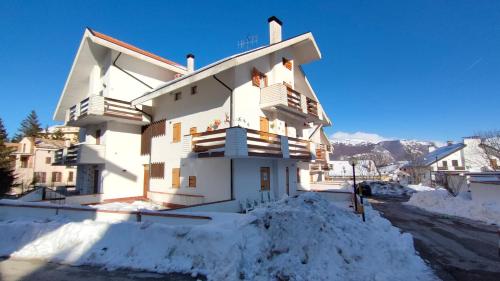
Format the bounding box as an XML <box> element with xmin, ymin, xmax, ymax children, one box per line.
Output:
<box><xmin>0</xmin><ymin>258</ymin><xmax>201</xmax><ymax>281</ymax></box>
<box><xmin>369</xmin><ymin>196</ymin><xmax>500</xmax><ymax>281</ymax></box>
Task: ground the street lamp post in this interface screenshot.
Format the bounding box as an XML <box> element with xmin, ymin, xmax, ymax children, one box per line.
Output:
<box><xmin>350</xmin><ymin>158</ymin><xmax>365</xmax><ymax>222</ymax></box>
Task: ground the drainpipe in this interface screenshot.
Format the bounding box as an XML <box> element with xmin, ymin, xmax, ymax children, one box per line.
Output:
<box><xmin>213</xmin><ymin>75</ymin><xmax>234</xmax><ymax>200</ymax></box>
<box><xmin>134</xmin><ymin>105</ymin><xmax>153</xmax><ymax>197</ymax></box>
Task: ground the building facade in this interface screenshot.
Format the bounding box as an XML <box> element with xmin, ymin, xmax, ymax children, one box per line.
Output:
<box><xmin>53</xmin><ymin>17</ymin><xmax>332</xmax><ymax>207</ymax></box>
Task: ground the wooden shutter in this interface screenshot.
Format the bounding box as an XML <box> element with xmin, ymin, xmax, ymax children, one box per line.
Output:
<box><xmin>190</xmin><ymin>127</ymin><xmax>197</xmax><ymax>135</ymax></box>
<box><xmin>188</xmin><ymin>176</ymin><xmax>196</xmax><ymax>188</ymax></box>
<box><xmin>252</xmin><ymin>68</ymin><xmax>260</xmax><ymax>87</ymax></box>
<box><xmin>259</xmin><ymin>117</ymin><xmax>269</xmax><ymax>140</ymax></box>
<box><xmin>173</xmin><ymin>122</ymin><xmax>181</xmax><ymax>143</ymax></box>
<box><xmin>95</xmin><ymin>129</ymin><xmax>101</xmax><ymax>145</ymax></box>
<box><xmin>51</xmin><ymin>172</ymin><xmax>56</xmax><ymax>182</ymax></box>
<box><xmin>141</xmin><ymin>125</ymin><xmax>151</xmax><ymax>155</ymax></box>
<box><xmin>260</xmin><ymin>167</ymin><xmax>270</xmax><ymax>191</ymax></box>
<box><xmin>68</xmin><ymin>171</ymin><xmax>74</xmax><ymax>182</ymax></box>
<box><xmin>172</xmin><ymin>168</ymin><xmax>180</xmax><ymax>188</ymax></box>
<box><xmin>151</xmin><ymin>163</ymin><xmax>165</xmax><ymax>179</ymax></box>
<box><xmin>282</xmin><ymin>57</ymin><xmax>292</xmax><ymax>70</ymax></box>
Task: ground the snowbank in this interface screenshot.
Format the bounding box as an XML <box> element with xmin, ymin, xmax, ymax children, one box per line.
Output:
<box><xmin>363</xmin><ymin>181</ymin><xmax>413</xmax><ymax>196</ymax></box>
<box><xmin>407</xmin><ymin>189</ymin><xmax>500</xmax><ymax>225</ymax></box>
<box><xmin>0</xmin><ymin>193</ymin><xmax>436</xmax><ymax>281</ymax></box>
<box><xmin>90</xmin><ymin>201</ymin><xmax>165</xmax><ymax>211</ymax></box>
<box><xmin>406</xmin><ymin>184</ymin><xmax>434</xmax><ymax>192</ymax></box>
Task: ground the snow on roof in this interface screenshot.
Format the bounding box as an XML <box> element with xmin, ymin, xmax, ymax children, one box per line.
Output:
<box><xmin>131</xmin><ymin>32</ymin><xmax>321</xmax><ymax>105</ymax></box>
<box><xmin>417</xmin><ymin>143</ymin><xmax>465</xmax><ymax>166</ymax></box>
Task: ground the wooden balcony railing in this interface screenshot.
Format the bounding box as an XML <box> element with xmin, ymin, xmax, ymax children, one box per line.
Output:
<box><xmin>285</xmin><ymin>86</ymin><xmax>302</xmax><ymax>112</ymax></box>
<box><xmin>246</xmin><ymin>129</ymin><xmax>282</xmax><ymax>158</ymax></box>
<box><xmin>306</xmin><ymin>97</ymin><xmax>318</xmax><ymax>117</ymax></box>
<box><xmin>437</xmin><ymin>166</ymin><xmax>448</xmax><ymax>171</ymax></box>
<box><xmin>103</xmin><ymin>97</ymin><xmax>143</xmax><ymax>121</ymax></box>
<box><xmin>66</xmin><ymin>96</ymin><xmax>143</xmax><ymax>125</ymax></box>
<box><xmin>192</xmin><ymin>128</ymin><xmax>227</xmax><ymax>157</ymax></box>
<box><xmin>453</xmin><ymin>166</ymin><xmax>465</xmax><ymax>170</ymax></box>
<box><xmin>288</xmin><ymin>136</ymin><xmax>312</xmax><ymax>160</ymax></box>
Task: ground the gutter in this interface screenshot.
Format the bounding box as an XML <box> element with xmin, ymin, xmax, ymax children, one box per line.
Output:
<box><xmin>212</xmin><ymin>75</ymin><xmax>234</xmax><ymax>200</ymax></box>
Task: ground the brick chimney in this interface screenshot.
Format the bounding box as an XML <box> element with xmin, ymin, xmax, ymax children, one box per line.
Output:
<box><xmin>268</xmin><ymin>16</ymin><xmax>282</xmax><ymax>44</ymax></box>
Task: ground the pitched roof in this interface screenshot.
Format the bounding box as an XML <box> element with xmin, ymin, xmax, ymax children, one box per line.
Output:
<box><xmin>88</xmin><ymin>28</ymin><xmax>184</xmax><ymax>69</ymax></box>
<box><xmin>131</xmin><ymin>32</ymin><xmax>321</xmax><ymax>105</ymax></box>
<box><xmin>417</xmin><ymin>143</ymin><xmax>465</xmax><ymax>166</ymax></box>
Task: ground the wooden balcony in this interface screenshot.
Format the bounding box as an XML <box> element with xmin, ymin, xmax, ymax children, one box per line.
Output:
<box><xmin>66</xmin><ymin>96</ymin><xmax>148</xmax><ymax>126</ymax></box>
<box><xmin>186</xmin><ymin>127</ymin><xmax>312</xmax><ymax>161</ymax></box>
<box><xmin>260</xmin><ymin>83</ymin><xmax>323</xmax><ymax>123</ymax></box>
<box><xmin>437</xmin><ymin>166</ymin><xmax>448</xmax><ymax>171</ymax></box>
<box><xmin>52</xmin><ymin>144</ymin><xmax>105</xmax><ymax>166</ymax></box>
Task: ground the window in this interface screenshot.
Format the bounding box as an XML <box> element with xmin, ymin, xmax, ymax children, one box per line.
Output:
<box><xmin>190</xmin><ymin>127</ymin><xmax>197</xmax><ymax>135</ymax></box>
<box><xmin>188</xmin><ymin>176</ymin><xmax>196</xmax><ymax>188</ymax></box>
<box><xmin>35</xmin><ymin>172</ymin><xmax>46</xmax><ymax>183</ymax></box>
<box><xmin>191</xmin><ymin>86</ymin><xmax>197</xmax><ymax>95</ymax></box>
<box><xmin>174</xmin><ymin>92</ymin><xmax>182</xmax><ymax>101</ymax></box>
<box><xmin>150</xmin><ymin>163</ymin><xmax>165</xmax><ymax>179</ymax></box>
<box><xmin>20</xmin><ymin>156</ymin><xmax>29</xmax><ymax>168</ymax></box>
<box><xmin>45</xmin><ymin>157</ymin><xmax>51</xmax><ymax>164</ymax></box>
<box><xmin>51</xmin><ymin>172</ymin><xmax>62</xmax><ymax>182</ymax></box>
<box><xmin>441</xmin><ymin>160</ymin><xmax>448</xmax><ymax>167</ymax></box>
<box><xmin>172</xmin><ymin>168</ymin><xmax>180</xmax><ymax>188</ymax></box>
<box><xmin>251</xmin><ymin>68</ymin><xmax>268</xmax><ymax>88</ymax></box>
<box><xmin>172</xmin><ymin>122</ymin><xmax>181</xmax><ymax>143</ymax></box>
<box><xmin>22</xmin><ymin>143</ymin><xmax>26</xmax><ymax>153</ymax></box>
<box><xmin>451</xmin><ymin>160</ymin><xmax>459</xmax><ymax>167</ymax></box>
<box><xmin>260</xmin><ymin>167</ymin><xmax>270</xmax><ymax>191</ymax></box>
<box><xmin>95</xmin><ymin>129</ymin><xmax>101</xmax><ymax>145</ymax></box>
<box><xmin>282</xmin><ymin>57</ymin><xmax>292</xmax><ymax>70</ymax></box>
<box><xmin>68</xmin><ymin>171</ymin><xmax>74</xmax><ymax>182</ymax></box>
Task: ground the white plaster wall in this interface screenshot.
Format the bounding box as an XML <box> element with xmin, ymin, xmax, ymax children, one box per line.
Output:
<box><xmin>430</xmin><ymin>149</ymin><xmax>465</xmax><ymax>171</ymax></box>
<box><xmin>33</xmin><ymin>149</ymin><xmax>77</xmax><ymax>186</ymax></box>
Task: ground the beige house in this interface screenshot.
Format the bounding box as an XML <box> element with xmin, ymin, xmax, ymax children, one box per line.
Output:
<box><xmin>44</xmin><ymin>125</ymin><xmax>80</xmax><ymax>142</ymax></box>
<box><xmin>11</xmin><ymin>137</ymin><xmax>77</xmax><ymax>193</ymax></box>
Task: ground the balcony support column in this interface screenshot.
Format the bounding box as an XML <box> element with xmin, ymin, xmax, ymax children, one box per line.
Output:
<box><xmin>224</xmin><ymin>127</ymin><xmax>248</xmax><ymax>157</ymax></box>
<box><xmin>281</xmin><ymin>136</ymin><xmax>290</xmax><ymax>158</ymax></box>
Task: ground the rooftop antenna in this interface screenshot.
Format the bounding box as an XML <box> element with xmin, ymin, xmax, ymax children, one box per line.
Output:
<box><xmin>237</xmin><ymin>35</ymin><xmax>258</xmax><ymax>50</ymax></box>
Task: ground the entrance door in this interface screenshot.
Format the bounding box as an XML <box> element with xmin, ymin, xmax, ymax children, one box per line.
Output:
<box><xmin>143</xmin><ymin>165</ymin><xmax>149</xmax><ymax>197</ymax></box>
<box><xmin>285</xmin><ymin>167</ymin><xmax>290</xmax><ymax>195</ymax></box>
<box><xmin>259</xmin><ymin>117</ymin><xmax>269</xmax><ymax>140</ymax></box>
<box><xmin>93</xmin><ymin>170</ymin><xmax>100</xmax><ymax>194</ymax></box>
<box><xmin>260</xmin><ymin>167</ymin><xmax>270</xmax><ymax>191</ymax></box>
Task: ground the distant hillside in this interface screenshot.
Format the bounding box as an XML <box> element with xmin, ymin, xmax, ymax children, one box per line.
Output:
<box><xmin>330</xmin><ymin>139</ymin><xmax>436</xmax><ymax>164</ymax></box>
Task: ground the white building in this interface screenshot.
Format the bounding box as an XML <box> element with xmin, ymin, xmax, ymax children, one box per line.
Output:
<box><xmin>328</xmin><ymin>160</ymin><xmax>379</xmax><ymax>180</ymax></box>
<box><xmin>10</xmin><ymin>137</ymin><xmax>77</xmax><ymax>192</ymax></box>
<box><xmin>52</xmin><ymin>17</ymin><xmax>332</xmax><ymax>207</ymax></box>
<box><xmin>44</xmin><ymin>125</ymin><xmax>80</xmax><ymax>143</ymax></box>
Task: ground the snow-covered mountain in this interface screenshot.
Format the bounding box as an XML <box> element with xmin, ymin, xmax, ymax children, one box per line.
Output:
<box><xmin>330</xmin><ymin>138</ymin><xmax>438</xmax><ymax>164</ymax></box>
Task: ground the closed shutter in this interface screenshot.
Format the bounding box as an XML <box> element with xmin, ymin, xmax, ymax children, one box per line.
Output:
<box><xmin>150</xmin><ymin>163</ymin><xmax>165</xmax><ymax>179</ymax></box>
<box><xmin>190</xmin><ymin>127</ymin><xmax>197</xmax><ymax>135</ymax></box>
<box><xmin>188</xmin><ymin>176</ymin><xmax>196</xmax><ymax>188</ymax></box>
<box><xmin>173</xmin><ymin>123</ymin><xmax>181</xmax><ymax>143</ymax></box>
<box><xmin>68</xmin><ymin>171</ymin><xmax>74</xmax><ymax>182</ymax></box>
<box><xmin>172</xmin><ymin>168</ymin><xmax>180</xmax><ymax>188</ymax></box>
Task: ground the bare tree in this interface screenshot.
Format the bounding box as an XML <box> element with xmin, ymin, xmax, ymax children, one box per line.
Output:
<box><xmin>470</xmin><ymin>130</ymin><xmax>500</xmax><ymax>171</ymax></box>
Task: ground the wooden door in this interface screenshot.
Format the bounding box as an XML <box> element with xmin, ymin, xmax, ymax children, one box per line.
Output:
<box><xmin>173</xmin><ymin>123</ymin><xmax>181</xmax><ymax>143</ymax></box>
<box><xmin>93</xmin><ymin>170</ymin><xmax>99</xmax><ymax>194</ymax></box>
<box><xmin>285</xmin><ymin>167</ymin><xmax>290</xmax><ymax>195</ymax></box>
<box><xmin>172</xmin><ymin>168</ymin><xmax>180</xmax><ymax>188</ymax></box>
<box><xmin>259</xmin><ymin>117</ymin><xmax>269</xmax><ymax>140</ymax></box>
<box><xmin>260</xmin><ymin>167</ymin><xmax>270</xmax><ymax>191</ymax></box>
<box><xmin>143</xmin><ymin>165</ymin><xmax>149</xmax><ymax>197</ymax></box>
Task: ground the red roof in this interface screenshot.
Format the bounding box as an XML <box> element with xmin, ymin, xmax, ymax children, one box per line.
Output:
<box><xmin>89</xmin><ymin>29</ymin><xmax>184</xmax><ymax>69</ymax></box>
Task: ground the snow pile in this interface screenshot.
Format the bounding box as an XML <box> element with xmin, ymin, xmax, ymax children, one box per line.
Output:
<box><xmin>90</xmin><ymin>200</ymin><xmax>165</xmax><ymax>211</ymax></box>
<box><xmin>406</xmin><ymin>184</ymin><xmax>434</xmax><ymax>192</ymax></box>
<box><xmin>407</xmin><ymin>189</ymin><xmax>500</xmax><ymax>225</ymax></box>
<box><xmin>0</xmin><ymin>193</ymin><xmax>436</xmax><ymax>281</ymax></box>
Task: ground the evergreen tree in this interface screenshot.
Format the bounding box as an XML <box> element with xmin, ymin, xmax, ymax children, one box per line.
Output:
<box><xmin>15</xmin><ymin>110</ymin><xmax>42</xmax><ymax>140</ymax></box>
<box><xmin>0</xmin><ymin>117</ymin><xmax>15</xmax><ymax>196</ymax></box>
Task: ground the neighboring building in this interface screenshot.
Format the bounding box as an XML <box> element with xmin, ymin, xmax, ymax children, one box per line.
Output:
<box><xmin>468</xmin><ymin>172</ymin><xmax>500</xmax><ymax>204</ymax></box>
<box><xmin>402</xmin><ymin>137</ymin><xmax>499</xmax><ymax>186</ymax></box>
<box><xmin>328</xmin><ymin>160</ymin><xmax>379</xmax><ymax>180</ymax></box>
<box><xmin>10</xmin><ymin>137</ymin><xmax>76</xmax><ymax>192</ymax></box>
<box><xmin>309</xmin><ymin>128</ymin><xmax>332</xmax><ymax>183</ymax></box>
<box><xmin>52</xmin><ymin>17</ymin><xmax>332</xmax><ymax>207</ymax></box>
<box><xmin>43</xmin><ymin>125</ymin><xmax>80</xmax><ymax>142</ymax></box>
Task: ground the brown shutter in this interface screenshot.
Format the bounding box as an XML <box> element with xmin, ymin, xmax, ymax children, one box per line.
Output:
<box><xmin>282</xmin><ymin>57</ymin><xmax>292</xmax><ymax>70</ymax></box>
<box><xmin>188</xmin><ymin>176</ymin><xmax>196</xmax><ymax>188</ymax></box>
<box><xmin>252</xmin><ymin>68</ymin><xmax>260</xmax><ymax>87</ymax></box>
<box><xmin>150</xmin><ymin>163</ymin><xmax>165</xmax><ymax>179</ymax></box>
<box><xmin>173</xmin><ymin>123</ymin><xmax>181</xmax><ymax>143</ymax></box>
<box><xmin>190</xmin><ymin>127</ymin><xmax>197</xmax><ymax>135</ymax></box>
<box><xmin>172</xmin><ymin>168</ymin><xmax>180</xmax><ymax>188</ymax></box>
<box><xmin>141</xmin><ymin>124</ymin><xmax>151</xmax><ymax>155</ymax></box>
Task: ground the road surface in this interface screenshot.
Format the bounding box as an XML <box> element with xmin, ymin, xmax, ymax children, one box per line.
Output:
<box><xmin>0</xmin><ymin>258</ymin><xmax>201</xmax><ymax>281</ymax></box>
<box><xmin>370</xmin><ymin>196</ymin><xmax>500</xmax><ymax>281</ymax></box>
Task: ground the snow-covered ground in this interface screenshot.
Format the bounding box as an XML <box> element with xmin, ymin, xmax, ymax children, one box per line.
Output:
<box><xmin>407</xmin><ymin>189</ymin><xmax>500</xmax><ymax>225</ymax></box>
<box><xmin>90</xmin><ymin>200</ymin><xmax>165</xmax><ymax>211</ymax></box>
<box><xmin>0</xmin><ymin>193</ymin><xmax>437</xmax><ymax>281</ymax></box>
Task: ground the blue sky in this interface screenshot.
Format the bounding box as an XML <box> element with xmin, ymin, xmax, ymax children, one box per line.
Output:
<box><xmin>1</xmin><ymin>0</ymin><xmax>499</xmax><ymax>142</ymax></box>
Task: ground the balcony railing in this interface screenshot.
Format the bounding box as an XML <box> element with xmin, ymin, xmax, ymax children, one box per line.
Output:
<box><xmin>186</xmin><ymin>127</ymin><xmax>312</xmax><ymax>161</ymax></box>
<box><xmin>52</xmin><ymin>144</ymin><xmax>105</xmax><ymax>165</ymax></box>
<box><xmin>437</xmin><ymin>166</ymin><xmax>448</xmax><ymax>171</ymax></box>
<box><xmin>453</xmin><ymin>166</ymin><xmax>465</xmax><ymax>170</ymax></box>
<box><xmin>260</xmin><ymin>83</ymin><xmax>322</xmax><ymax>123</ymax></box>
<box><xmin>66</xmin><ymin>96</ymin><xmax>146</xmax><ymax>126</ymax></box>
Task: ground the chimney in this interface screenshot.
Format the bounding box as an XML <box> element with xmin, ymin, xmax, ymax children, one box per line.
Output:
<box><xmin>268</xmin><ymin>16</ymin><xmax>282</xmax><ymax>44</ymax></box>
<box><xmin>186</xmin><ymin>54</ymin><xmax>195</xmax><ymax>73</ymax></box>
<box><xmin>447</xmin><ymin>140</ymin><xmax>453</xmax><ymax>146</ymax></box>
